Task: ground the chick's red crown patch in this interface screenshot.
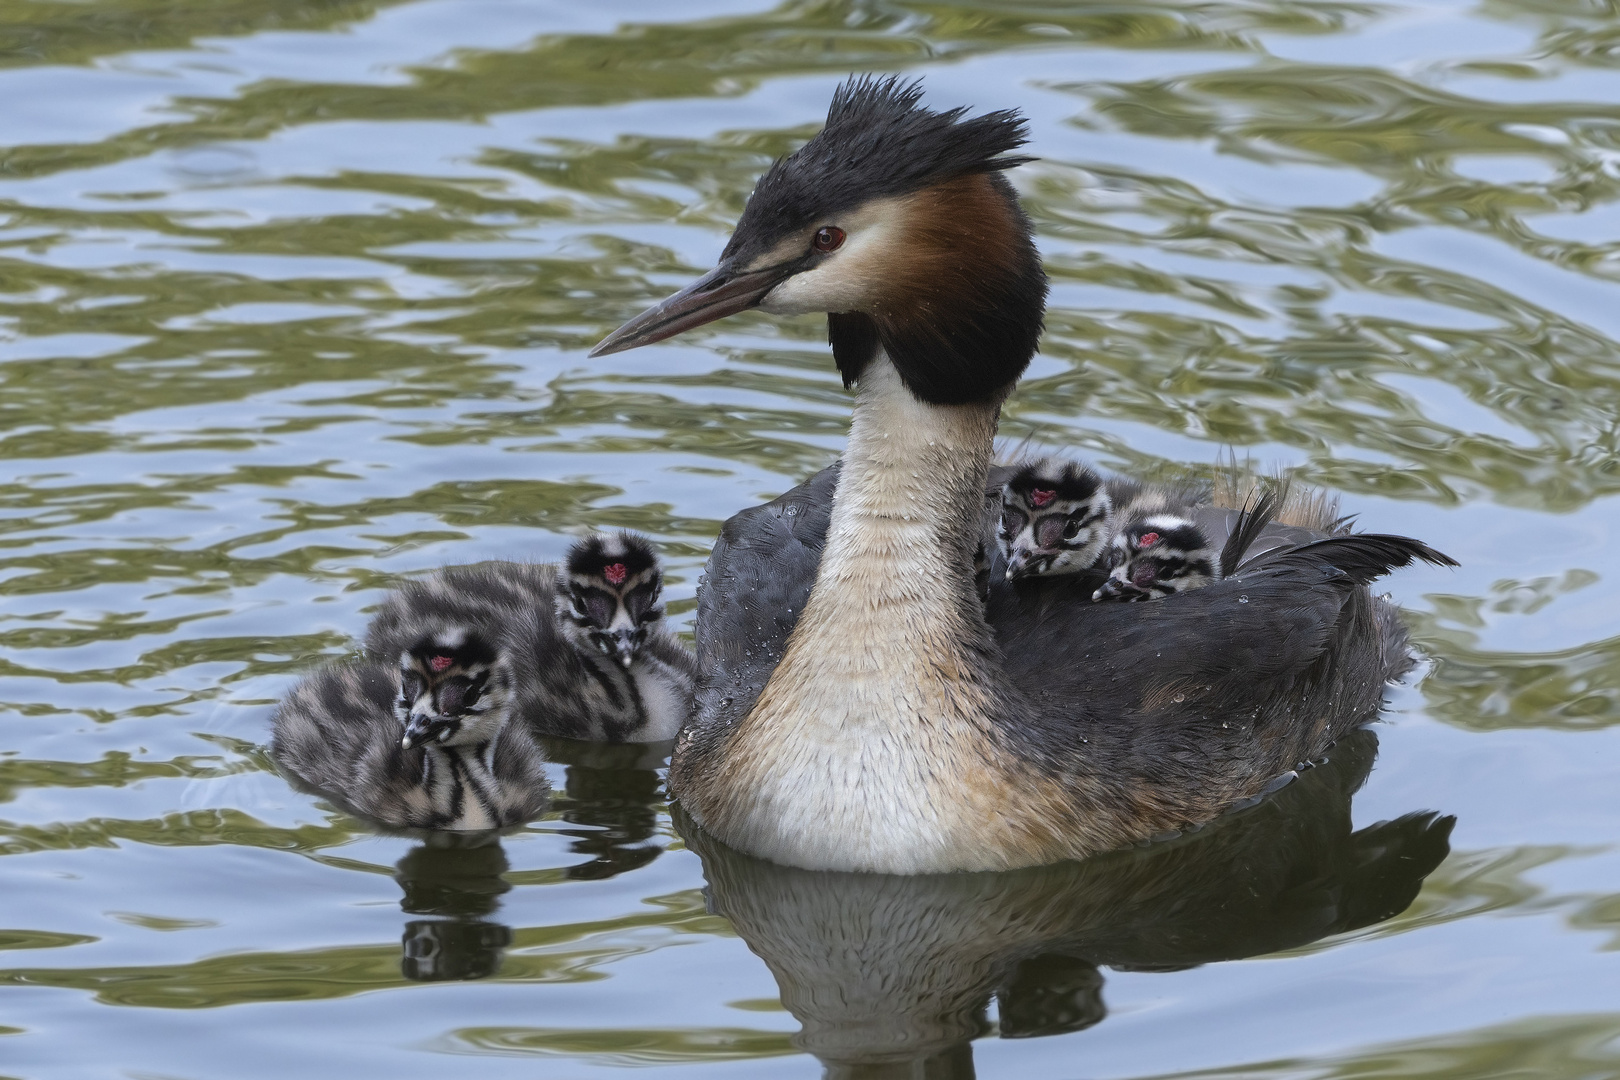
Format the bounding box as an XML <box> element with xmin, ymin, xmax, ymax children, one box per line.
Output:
<box><xmin>603</xmin><ymin>563</ymin><xmax>628</xmax><ymax>585</ymax></box>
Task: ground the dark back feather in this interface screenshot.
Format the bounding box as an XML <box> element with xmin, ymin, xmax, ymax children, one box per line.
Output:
<box><xmin>690</xmin><ymin>465</ymin><xmax>1452</xmax><ymax>830</ymax></box>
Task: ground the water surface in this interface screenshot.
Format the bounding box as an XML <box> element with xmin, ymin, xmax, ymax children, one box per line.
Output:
<box><xmin>3</xmin><ymin>1</ymin><xmax>1620</xmax><ymax>1076</ymax></box>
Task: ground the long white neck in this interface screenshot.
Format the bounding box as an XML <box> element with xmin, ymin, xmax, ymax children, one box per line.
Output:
<box><xmin>704</xmin><ymin>355</ymin><xmax>1034</xmax><ymax>873</ymax></box>
<box><xmin>786</xmin><ymin>355</ymin><xmax>1002</xmax><ymax>692</ymax></box>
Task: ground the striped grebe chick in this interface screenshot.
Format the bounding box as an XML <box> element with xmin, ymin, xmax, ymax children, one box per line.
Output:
<box><xmin>998</xmin><ymin>457</ymin><xmax>1113</xmax><ymax>581</ymax></box>
<box><xmin>1093</xmin><ymin>491</ymin><xmax>1217</xmax><ymax>602</ymax></box>
<box><xmin>270</xmin><ymin>659</ymin><xmax>548</xmax><ymax>831</ymax></box>
<box><xmin>555</xmin><ymin>533</ymin><xmax>698</xmax><ymax>740</ymax></box>
<box><xmin>1092</xmin><ymin>484</ymin><xmax>1290</xmax><ymax>602</ymax></box>
<box><xmin>362</xmin><ymin>535</ymin><xmax>696</xmax><ymax>744</ymax></box>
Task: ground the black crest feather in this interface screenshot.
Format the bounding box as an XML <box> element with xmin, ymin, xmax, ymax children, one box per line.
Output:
<box><xmin>1220</xmin><ymin>487</ymin><xmax>1281</xmax><ymax>578</ymax></box>
<box><xmin>724</xmin><ymin>75</ymin><xmax>1034</xmax><ymax>262</ymax></box>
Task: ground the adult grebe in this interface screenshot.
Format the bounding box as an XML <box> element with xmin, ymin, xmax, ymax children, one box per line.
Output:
<box><xmin>591</xmin><ymin>77</ymin><xmax>1454</xmax><ymax>873</ymax></box>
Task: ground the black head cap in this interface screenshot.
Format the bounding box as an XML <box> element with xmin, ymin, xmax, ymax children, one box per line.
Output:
<box><xmin>1006</xmin><ymin>458</ymin><xmax>1104</xmax><ymax>505</ymax></box>
<box><xmin>403</xmin><ymin>631</ymin><xmax>498</xmax><ymax>679</ymax></box>
<box><xmin>723</xmin><ymin>76</ymin><xmax>1034</xmax><ymax>265</ymax></box>
<box><xmin>565</xmin><ymin>532</ymin><xmax>660</xmax><ymax>589</ymax></box>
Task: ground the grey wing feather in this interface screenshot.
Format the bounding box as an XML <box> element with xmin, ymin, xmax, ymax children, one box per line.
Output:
<box><xmin>271</xmin><ymin>662</ymin><xmax>399</xmax><ymax>800</ymax></box>
<box><xmin>271</xmin><ymin>662</ymin><xmax>435</xmax><ymax>827</ymax></box>
<box><xmin>691</xmin><ymin>463</ymin><xmax>838</xmax><ymax>731</ymax></box>
<box><xmin>487</xmin><ymin>721</ymin><xmax>553</xmax><ymax>823</ymax></box>
<box><xmin>689</xmin><ymin>461</ymin><xmax>1447</xmax><ymax>782</ymax></box>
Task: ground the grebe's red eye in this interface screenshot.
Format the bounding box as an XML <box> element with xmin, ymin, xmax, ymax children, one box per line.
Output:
<box><xmin>812</xmin><ymin>226</ymin><xmax>845</xmax><ymax>253</ymax></box>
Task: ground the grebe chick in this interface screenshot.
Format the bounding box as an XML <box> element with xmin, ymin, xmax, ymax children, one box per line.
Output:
<box><xmin>363</xmin><ymin>535</ymin><xmax>695</xmax><ymax>744</ymax></box>
<box><xmin>1093</xmin><ymin>484</ymin><xmax>1288</xmax><ymax>602</ymax></box>
<box><xmin>271</xmin><ymin>659</ymin><xmax>549</xmax><ymax>831</ymax></box>
<box><xmin>592</xmin><ymin>77</ymin><xmax>1457</xmax><ymax>873</ymax></box>
<box><xmin>998</xmin><ymin>457</ymin><xmax>1113</xmax><ymax>581</ymax></box>
<box><xmin>556</xmin><ymin>532</ymin><xmax>699</xmax><ymax>740</ymax></box>
<box><xmin>1093</xmin><ymin>508</ymin><xmax>1216</xmax><ymax>601</ymax></box>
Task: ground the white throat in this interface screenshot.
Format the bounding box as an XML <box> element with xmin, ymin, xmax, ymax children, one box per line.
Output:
<box><xmin>704</xmin><ymin>354</ymin><xmax>1027</xmax><ymax>872</ymax></box>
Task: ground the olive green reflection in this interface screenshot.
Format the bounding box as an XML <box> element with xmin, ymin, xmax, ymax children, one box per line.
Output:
<box><xmin>393</xmin><ymin>744</ymin><xmax>672</xmax><ymax>981</ymax></box>
<box><xmin>0</xmin><ymin>0</ymin><xmax>1615</xmax><ymax>1070</ymax></box>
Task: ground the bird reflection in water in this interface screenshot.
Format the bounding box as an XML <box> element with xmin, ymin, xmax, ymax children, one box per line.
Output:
<box><xmin>394</xmin><ymin>835</ymin><xmax>513</xmax><ymax>982</ymax></box>
<box><xmin>681</xmin><ymin>729</ymin><xmax>1454</xmax><ymax>1079</ymax></box>
<box><xmin>392</xmin><ymin>741</ymin><xmax>672</xmax><ymax>980</ymax></box>
<box><xmin>541</xmin><ymin>737</ymin><xmax>671</xmax><ymax>881</ymax></box>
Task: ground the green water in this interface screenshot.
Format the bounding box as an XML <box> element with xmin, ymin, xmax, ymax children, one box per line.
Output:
<box><xmin>2</xmin><ymin>1</ymin><xmax>1619</xmax><ymax>1076</ymax></box>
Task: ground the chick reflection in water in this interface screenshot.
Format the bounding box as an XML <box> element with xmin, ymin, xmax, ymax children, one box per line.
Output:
<box><xmin>390</xmin><ymin>743</ymin><xmax>671</xmax><ymax>981</ymax></box>
<box><xmin>395</xmin><ymin>835</ymin><xmax>513</xmax><ymax>982</ymax></box>
<box><xmin>543</xmin><ymin>737</ymin><xmax>671</xmax><ymax>881</ymax></box>
<box><xmin>684</xmin><ymin>730</ymin><xmax>1452</xmax><ymax>1078</ymax></box>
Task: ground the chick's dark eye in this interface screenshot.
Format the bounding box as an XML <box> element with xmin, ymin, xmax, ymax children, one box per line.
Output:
<box><xmin>437</xmin><ymin>676</ymin><xmax>482</xmax><ymax>716</ymax></box>
<box><xmin>1062</xmin><ymin>519</ymin><xmax>1082</xmax><ymax>541</ymax></box>
<box><xmin>812</xmin><ymin>226</ymin><xmax>845</xmax><ymax>253</ymax></box>
<box><xmin>399</xmin><ymin>672</ymin><xmax>423</xmax><ymax>703</ymax></box>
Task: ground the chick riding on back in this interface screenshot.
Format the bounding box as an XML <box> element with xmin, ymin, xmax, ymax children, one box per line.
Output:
<box><xmin>998</xmin><ymin>457</ymin><xmax>1114</xmax><ymax>581</ymax></box>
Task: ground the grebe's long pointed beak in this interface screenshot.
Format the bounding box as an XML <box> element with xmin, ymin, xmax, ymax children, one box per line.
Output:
<box><xmin>589</xmin><ymin>256</ymin><xmax>803</xmax><ymax>357</ymax></box>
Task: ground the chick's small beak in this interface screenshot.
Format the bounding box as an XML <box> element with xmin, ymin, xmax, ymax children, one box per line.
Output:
<box><xmin>611</xmin><ymin>629</ymin><xmax>637</xmax><ymax>668</ymax></box>
<box><xmin>401</xmin><ymin>712</ymin><xmax>450</xmax><ymax>750</ymax></box>
<box><xmin>589</xmin><ymin>256</ymin><xmax>803</xmax><ymax>357</ymax></box>
<box><xmin>1092</xmin><ymin>577</ymin><xmax>1145</xmax><ymax>603</ymax></box>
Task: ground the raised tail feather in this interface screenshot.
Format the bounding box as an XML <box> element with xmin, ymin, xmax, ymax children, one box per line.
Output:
<box><xmin>1255</xmin><ymin>533</ymin><xmax>1458</xmax><ymax>586</ymax></box>
<box><xmin>1219</xmin><ymin>484</ymin><xmax>1283</xmax><ymax>578</ymax></box>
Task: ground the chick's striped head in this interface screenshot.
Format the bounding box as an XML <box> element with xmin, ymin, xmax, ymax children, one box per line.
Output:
<box><xmin>1000</xmin><ymin>458</ymin><xmax>1113</xmax><ymax>580</ymax></box>
<box><xmin>559</xmin><ymin>532</ymin><xmax>666</xmax><ymax>667</ymax></box>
